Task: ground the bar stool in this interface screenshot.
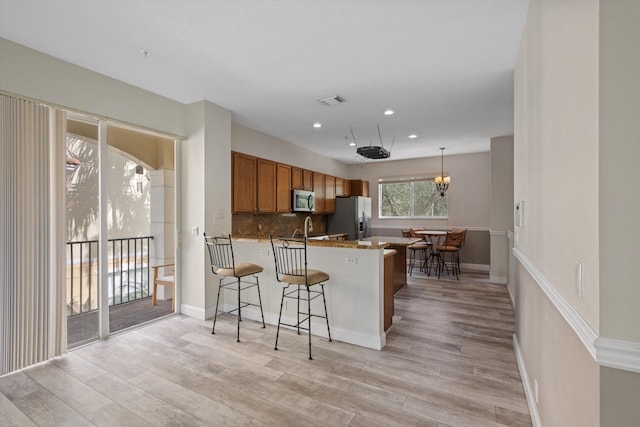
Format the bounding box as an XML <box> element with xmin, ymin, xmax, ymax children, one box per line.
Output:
<box><xmin>436</xmin><ymin>230</ymin><xmax>465</xmax><ymax>279</ymax></box>
<box><xmin>269</xmin><ymin>236</ymin><xmax>332</xmax><ymax>360</ymax></box>
<box><xmin>204</xmin><ymin>233</ymin><xmax>266</xmax><ymax>342</ymax></box>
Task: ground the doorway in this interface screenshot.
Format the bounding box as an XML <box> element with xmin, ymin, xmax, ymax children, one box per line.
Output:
<box><xmin>65</xmin><ymin>116</ymin><xmax>176</xmax><ymax>347</ymax></box>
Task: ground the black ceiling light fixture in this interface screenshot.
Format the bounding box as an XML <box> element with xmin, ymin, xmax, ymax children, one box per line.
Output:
<box><xmin>353</xmin><ymin>124</ymin><xmax>394</xmax><ymax>160</ymax></box>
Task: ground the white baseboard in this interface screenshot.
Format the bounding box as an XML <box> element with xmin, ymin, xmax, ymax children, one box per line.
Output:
<box><xmin>507</xmin><ymin>284</ymin><xmax>515</xmax><ymax>308</ymax></box>
<box><xmin>202</xmin><ymin>303</ymin><xmax>385</xmax><ymax>350</ymax></box>
<box><xmin>489</xmin><ymin>274</ymin><xmax>508</xmax><ymax>284</ymax></box>
<box><xmin>461</xmin><ymin>263</ymin><xmax>490</xmax><ymax>272</ymax></box>
<box><xmin>513</xmin><ymin>334</ymin><xmax>543</xmax><ymax>427</ymax></box>
<box><xmin>180</xmin><ymin>303</ymin><xmax>206</xmax><ymax>320</ymax></box>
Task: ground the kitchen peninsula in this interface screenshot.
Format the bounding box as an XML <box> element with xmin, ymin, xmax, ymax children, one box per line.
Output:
<box><xmin>227</xmin><ymin>236</ymin><xmax>418</xmax><ymax>350</ymax></box>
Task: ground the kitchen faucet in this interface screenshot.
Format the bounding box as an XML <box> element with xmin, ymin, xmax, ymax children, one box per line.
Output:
<box><xmin>304</xmin><ymin>216</ymin><xmax>313</xmax><ymax>238</ymax></box>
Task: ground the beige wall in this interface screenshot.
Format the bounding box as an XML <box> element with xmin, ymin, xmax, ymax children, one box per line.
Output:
<box><xmin>515</xmin><ymin>0</ymin><xmax>640</xmax><ymax>425</ymax></box>
<box><xmin>600</xmin><ymin>367</ymin><xmax>640</xmax><ymax>426</ymax></box>
<box><xmin>599</xmin><ymin>0</ymin><xmax>640</xmax><ymax>343</ymax></box>
<box><xmin>515</xmin><ymin>0</ymin><xmax>600</xmax><ymax>331</ymax></box>
<box><xmin>351</xmin><ymin>151</ymin><xmax>491</xmax><ymax>231</ymax></box>
<box><xmin>598</xmin><ymin>1</ymin><xmax>640</xmax><ymax>425</ymax></box>
<box><xmin>514</xmin><ymin>0</ymin><xmax>601</xmax><ymax>424</ymax></box>
<box><xmin>490</xmin><ymin>136</ymin><xmax>514</xmax><ymax>284</ymax></box>
<box><xmin>515</xmin><ymin>264</ymin><xmax>599</xmax><ymax>427</ymax></box>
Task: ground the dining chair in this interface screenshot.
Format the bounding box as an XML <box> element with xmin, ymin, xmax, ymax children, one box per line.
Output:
<box><xmin>270</xmin><ymin>236</ymin><xmax>332</xmax><ymax>360</ymax></box>
<box><xmin>204</xmin><ymin>233</ymin><xmax>266</xmax><ymax>342</ymax></box>
<box><xmin>408</xmin><ymin>227</ymin><xmax>431</xmax><ymax>275</ymax></box>
<box><xmin>152</xmin><ymin>263</ymin><xmax>175</xmax><ymax>311</ymax></box>
<box><xmin>435</xmin><ymin>230</ymin><xmax>465</xmax><ymax>279</ymax></box>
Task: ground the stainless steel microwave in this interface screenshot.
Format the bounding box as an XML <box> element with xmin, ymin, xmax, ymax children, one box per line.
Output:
<box><xmin>292</xmin><ymin>189</ymin><xmax>315</xmax><ymax>212</ymax></box>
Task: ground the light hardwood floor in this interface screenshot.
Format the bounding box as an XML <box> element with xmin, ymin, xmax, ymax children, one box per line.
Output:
<box><xmin>1</xmin><ymin>271</ymin><xmax>532</xmax><ymax>426</ymax></box>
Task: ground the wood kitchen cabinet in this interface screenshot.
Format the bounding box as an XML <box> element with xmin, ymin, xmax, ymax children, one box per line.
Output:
<box><xmin>349</xmin><ymin>179</ymin><xmax>369</xmax><ymax>197</ymax></box>
<box><xmin>291</xmin><ymin>167</ymin><xmax>303</xmax><ymax>189</ymax></box>
<box><xmin>312</xmin><ymin>172</ymin><xmax>325</xmax><ymax>213</ymax></box>
<box><xmin>343</xmin><ymin>179</ymin><xmax>351</xmax><ymax>197</ymax></box>
<box><xmin>276</xmin><ymin>163</ymin><xmax>292</xmax><ymax>212</ymax></box>
<box><xmin>257</xmin><ymin>159</ymin><xmax>277</xmax><ymax>213</ymax></box>
<box><xmin>335</xmin><ymin>177</ymin><xmax>346</xmax><ymax>197</ymax></box>
<box><xmin>325</xmin><ymin>175</ymin><xmax>336</xmax><ymax>213</ymax></box>
<box><xmin>292</xmin><ymin>168</ymin><xmax>313</xmax><ymax>190</ymax></box>
<box><xmin>232</xmin><ymin>152</ymin><xmax>257</xmax><ymax>213</ymax></box>
<box><xmin>303</xmin><ymin>169</ymin><xmax>313</xmax><ymax>190</ymax></box>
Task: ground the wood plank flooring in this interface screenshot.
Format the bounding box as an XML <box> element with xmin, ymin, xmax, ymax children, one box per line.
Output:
<box><xmin>0</xmin><ymin>271</ymin><xmax>532</xmax><ymax>426</ymax></box>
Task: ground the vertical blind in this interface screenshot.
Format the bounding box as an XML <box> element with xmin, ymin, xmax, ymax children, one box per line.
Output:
<box><xmin>0</xmin><ymin>94</ymin><xmax>66</xmax><ymax>374</ymax></box>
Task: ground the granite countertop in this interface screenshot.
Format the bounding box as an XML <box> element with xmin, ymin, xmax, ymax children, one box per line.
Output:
<box><xmin>359</xmin><ymin>236</ymin><xmax>421</xmax><ymax>246</ymax></box>
<box><xmin>232</xmin><ymin>235</ymin><xmax>418</xmax><ymax>250</ymax></box>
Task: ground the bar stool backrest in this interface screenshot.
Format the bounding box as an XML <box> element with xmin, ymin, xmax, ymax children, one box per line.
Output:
<box><xmin>205</xmin><ymin>234</ymin><xmax>236</xmax><ymax>276</ymax></box>
<box><xmin>270</xmin><ymin>236</ymin><xmax>309</xmax><ymax>286</ymax></box>
<box><xmin>442</xmin><ymin>231</ymin><xmax>465</xmax><ymax>249</ymax></box>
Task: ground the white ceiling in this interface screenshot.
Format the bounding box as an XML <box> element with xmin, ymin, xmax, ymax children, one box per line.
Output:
<box><xmin>0</xmin><ymin>0</ymin><xmax>529</xmax><ymax>164</ymax></box>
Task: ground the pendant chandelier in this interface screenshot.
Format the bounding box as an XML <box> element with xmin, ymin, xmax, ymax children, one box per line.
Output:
<box><xmin>434</xmin><ymin>147</ymin><xmax>450</xmax><ymax>197</ymax></box>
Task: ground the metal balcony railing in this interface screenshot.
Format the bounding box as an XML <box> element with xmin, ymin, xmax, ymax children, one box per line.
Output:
<box><xmin>66</xmin><ymin>236</ymin><xmax>154</xmax><ymax>316</ymax></box>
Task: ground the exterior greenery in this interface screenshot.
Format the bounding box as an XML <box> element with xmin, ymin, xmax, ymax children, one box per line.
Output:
<box><xmin>379</xmin><ymin>177</ymin><xmax>447</xmax><ymax>218</ymax></box>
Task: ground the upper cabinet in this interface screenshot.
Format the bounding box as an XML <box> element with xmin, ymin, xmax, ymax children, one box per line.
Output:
<box><xmin>349</xmin><ymin>179</ymin><xmax>369</xmax><ymax>197</ymax></box>
<box><xmin>325</xmin><ymin>175</ymin><xmax>336</xmax><ymax>213</ymax></box>
<box><xmin>313</xmin><ymin>172</ymin><xmax>325</xmax><ymax>213</ymax></box>
<box><xmin>276</xmin><ymin>163</ymin><xmax>292</xmax><ymax>213</ymax></box>
<box><xmin>257</xmin><ymin>159</ymin><xmax>277</xmax><ymax>213</ymax></box>
<box><xmin>232</xmin><ymin>152</ymin><xmax>289</xmax><ymax>214</ymax></box>
<box><xmin>336</xmin><ymin>177</ymin><xmax>351</xmax><ymax>197</ymax></box>
<box><xmin>232</xmin><ymin>151</ymin><xmax>348</xmax><ymax>214</ymax></box>
<box><xmin>292</xmin><ymin>167</ymin><xmax>313</xmax><ymax>190</ymax></box>
<box><xmin>232</xmin><ymin>152</ymin><xmax>258</xmax><ymax>213</ymax></box>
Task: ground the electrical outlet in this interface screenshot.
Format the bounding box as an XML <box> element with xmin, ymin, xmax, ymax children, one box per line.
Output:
<box><xmin>534</xmin><ymin>379</ymin><xmax>539</xmax><ymax>403</ymax></box>
<box><xmin>260</xmin><ymin>249</ymin><xmax>269</xmax><ymax>256</ymax></box>
<box><xmin>575</xmin><ymin>261</ymin><xmax>583</xmax><ymax>298</ymax></box>
<box><xmin>191</xmin><ymin>226</ymin><xmax>199</xmax><ymax>236</ymax></box>
<box><xmin>346</xmin><ymin>257</ymin><xmax>357</xmax><ymax>264</ymax></box>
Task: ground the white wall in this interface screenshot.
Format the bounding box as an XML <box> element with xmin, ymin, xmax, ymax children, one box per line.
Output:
<box><xmin>514</xmin><ymin>0</ymin><xmax>600</xmax><ymax>425</ymax></box>
<box><xmin>0</xmin><ymin>38</ymin><xmax>186</xmax><ymax>138</ymax></box>
<box><xmin>231</xmin><ymin>123</ymin><xmax>350</xmax><ymax>178</ymax></box>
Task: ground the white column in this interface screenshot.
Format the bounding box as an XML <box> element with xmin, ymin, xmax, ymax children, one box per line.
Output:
<box><xmin>489</xmin><ymin>136</ymin><xmax>514</xmax><ymax>285</ymax></box>
<box><xmin>150</xmin><ymin>169</ymin><xmax>175</xmax><ymax>300</ymax></box>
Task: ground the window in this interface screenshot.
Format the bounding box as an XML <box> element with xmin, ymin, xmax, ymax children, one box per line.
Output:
<box><xmin>378</xmin><ymin>176</ymin><xmax>447</xmax><ymax>218</ymax></box>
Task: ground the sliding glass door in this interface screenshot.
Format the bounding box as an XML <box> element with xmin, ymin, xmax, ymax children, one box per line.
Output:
<box><xmin>66</xmin><ymin>115</ymin><xmax>176</xmax><ymax>347</ymax></box>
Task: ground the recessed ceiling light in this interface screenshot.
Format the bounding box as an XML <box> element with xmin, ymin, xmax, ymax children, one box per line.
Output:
<box><xmin>349</xmin><ymin>142</ymin><xmax>356</xmax><ymax>147</ymax></box>
<box><xmin>313</xmin><ymin>122</ymin><xmax>322</xmax><ymax>128</ymax></box>
<box><xmin>383</xmin><ymin>109</ymin><xmax>394</xmax><ymax>116</ymax></box>
<box><xmin>408</xmin><ymin>134</ymin><xmax>417</xmax><ymax>139</ymax></box>
<box><xmin>141</xmin><ymin>49</ymin><xmax>152</xmax><ymax>57</ymax></box>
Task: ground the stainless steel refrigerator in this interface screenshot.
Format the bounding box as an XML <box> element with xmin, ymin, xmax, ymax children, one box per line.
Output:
<box><xmin>327</xmin><ymin>196</ymin><xmax>372</xmax><ymax>240</ymax></box>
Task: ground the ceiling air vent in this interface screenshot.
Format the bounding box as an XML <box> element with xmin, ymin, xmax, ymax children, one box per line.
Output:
<box><xmin>317</xmin><ymin>95</ymin><xmax>346</xmax><ymax>106</ymax></box>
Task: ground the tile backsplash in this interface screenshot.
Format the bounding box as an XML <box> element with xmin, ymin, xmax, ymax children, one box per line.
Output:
<box><xmin>232</xmin><ymin>213</ymin><xmax>327</xmax><ymax>238</ymax></box>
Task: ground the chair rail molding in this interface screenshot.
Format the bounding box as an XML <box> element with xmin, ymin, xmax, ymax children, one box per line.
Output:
<box><xmin>513</xmin><ymin>248</ymin><xmax>598</xmax><ymax>359</ymax></box>
<box><xmin>513</xmin><ymin>248</ymin><xmax>640</xmax><ymax>373</ymax></box>
<box><xmin>595</xmin><ymin>337</ymin><xmax>640</xmax><ymax>374</ymax></box>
